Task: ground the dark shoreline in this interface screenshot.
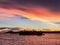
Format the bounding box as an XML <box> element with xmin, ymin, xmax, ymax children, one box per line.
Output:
<box><xmin>5</xmin><ymin>31</ymin><xmax>60</xmax><ymax>36</ymax></box>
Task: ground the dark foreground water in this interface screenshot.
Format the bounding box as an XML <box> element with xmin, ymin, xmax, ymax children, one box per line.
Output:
<box><xmin>0</xmin><ymin>33</ymin><xmax>60</xmax><ymax>45</ymax></box>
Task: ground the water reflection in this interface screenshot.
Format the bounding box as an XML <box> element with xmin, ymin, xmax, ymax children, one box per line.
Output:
<box><xmin>0</xmin><ymin>33</ymin><xmax>60</xmax><ymax>45</ymax></box>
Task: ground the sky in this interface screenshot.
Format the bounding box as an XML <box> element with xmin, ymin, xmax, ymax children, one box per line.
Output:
<box><xmin>0</xmin><ymin>0</ymin><xmax>60</xmax><ymax>30</ymax></box>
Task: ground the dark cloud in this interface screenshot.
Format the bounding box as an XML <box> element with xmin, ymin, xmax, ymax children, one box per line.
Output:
<box><xmin>0</xmin><ymin>0</ymin><xmax>28</xmax><ymax>10</ymax></box>
<box><xmin>0</xmin><ymin>15</ymin><xmax>30</xmax><ymax>21</ymax></box>
<box><xmin>52</xmin><ymin>21</ymin><xmax>60</xmax><ymax>24</ymax></box>
<box><xmin>15</xmin><ymin>15</ymin><xmax>29</xmax><ymax>20</ymax></box>
<box><xmin>0</xmin><ymin>0</ymin><xmax>60</xmax><ymax>12</ymax></box>
<box><xmin>54</xmin><ymin>22</ymin><xmax>60</xmax><ymax>24</ymax></box>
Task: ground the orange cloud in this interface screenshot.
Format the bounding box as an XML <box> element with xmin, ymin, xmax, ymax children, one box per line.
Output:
<box><xmin>0</xmin><ymin>8</ymin><xmax>58</xmax><ymax>26</ymax></box>
<box><xmin>24</xmin><ymin>7</ymin><xmax>60</xmax><ymax>20</ymax></box>
<box><xmin>0</xmin><ymin>7</ymin><xmax>60</xmax><ymax>21</ymax></box>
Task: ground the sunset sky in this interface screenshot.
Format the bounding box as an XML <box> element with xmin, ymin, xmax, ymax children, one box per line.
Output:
<box><xmin>0</xmin><ymin>0</ymin><xmax>60</xmax><ymax>30</ymax></box>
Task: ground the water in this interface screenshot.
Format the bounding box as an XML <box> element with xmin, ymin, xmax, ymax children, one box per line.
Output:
<box><xmin>0</xmin><ymin>33</ymin><xmax>60</xmax><ymax>45</ymax></box>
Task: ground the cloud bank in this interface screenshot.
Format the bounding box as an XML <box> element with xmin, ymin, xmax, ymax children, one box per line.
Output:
<box><xmin>0</xmin><ymin>0</ymin><xmax>60</xmax><ymax>12</ymax></box>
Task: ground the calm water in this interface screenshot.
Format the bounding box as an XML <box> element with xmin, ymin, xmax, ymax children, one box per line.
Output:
<box><xmin>0</xmin><ymin>33</ymin><xmax>60</xmax><ymax>45</ymax></box>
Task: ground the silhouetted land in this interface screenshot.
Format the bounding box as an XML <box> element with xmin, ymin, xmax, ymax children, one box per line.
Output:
<box><xmin>6</xmin><ymin>30</ymin><xmax>60</xmax><ymax>36</ymax></box>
